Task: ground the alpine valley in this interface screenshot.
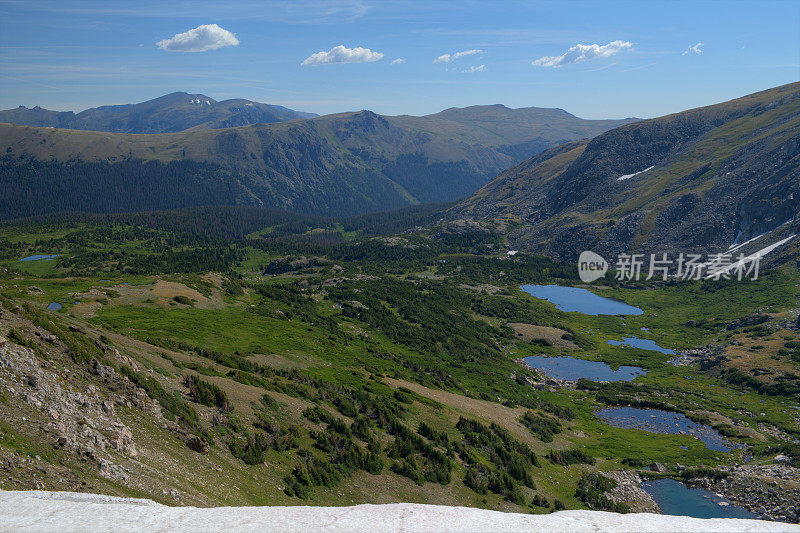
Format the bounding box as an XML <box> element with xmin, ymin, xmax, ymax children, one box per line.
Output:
<box><xmin>0</xmin><ymin>82</ymin><xmax>799</xmax><ymax>528</ymax></box>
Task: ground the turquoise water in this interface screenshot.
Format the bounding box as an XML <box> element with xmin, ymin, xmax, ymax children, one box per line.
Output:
<box><xmin>524</xmin><ymin>355</ymin><xmax>646</xmax><ymax>382</ymax></box>
<box><xmin>607</xmin><ymin>336</ymin><xmax>674</xmax><ymax>354</ymax></box>
<box><xmin>642</xmin><ymin>478</ymin><xmax>759</xmax><ymax>519</ymax></box>
<box><xmin>595</xmin><ymin>407</ymin><xmax>742</xmax><ymax>452</ymax></box>
<box><xmin>20</xmin><ymin>254</ymin><xmax>59</xmax><ymax>261</ymax></box>
<box><xmin>47</xmin><ymin>302</ymin><xmax>62</xmax><ymax>311</ymax></box>
<box><xmin>520</xmin><ymin>284</ymin><xmax>643</xmax><ymax>315</ymax></box>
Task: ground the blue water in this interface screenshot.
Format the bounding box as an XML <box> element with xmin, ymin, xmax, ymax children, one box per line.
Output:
<box><xmin>642</xmin><ymin>478</ymin><xmax>759</xmax><ymax>519</ymax></box>
<box><xmin>524</xmin><ymin>355</ymin><xmax>646</xmax><ymax>382</ymax></box>
<box><xmin>607</xmin><ymin>336</ymin><xmax>675</xmax><ymax>355</ymax></box>
<box><xmin>47</xmin><ymin>302</ymin><xmax>62</xmax><ymax>311</ymax></box>
<box><xmin>520</xmin><ymin>284</ymin><xmax>643</xmax><ymax>315</ymax></box>
<box><xmin>20</xmin><ymin>254</ymin><xmax>59</xmax><ymax>261</ymax></box>
<box><xmin>595</xmin><ymin>407</ymin><xmax>742</xmax><ymax>452</ymax></box>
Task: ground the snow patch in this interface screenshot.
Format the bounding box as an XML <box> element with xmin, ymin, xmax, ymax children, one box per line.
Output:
<box><xmin>617</xmin><ymin>166</ymin><xmax>654</xmax><ymax>181</ymax></box>
<box><xmin>708</xmin><ymin>234</ymin><xmax>797</xmax><ymax>278</ymax></box>
<box><xmin>727</xmin><ymin>219</ymin><xmax>794</xmax><ymax>253</ymax></box>
<box><xmin>2</xmin><ymin>490</ymin><xmax>794</xmax><ymax>533</ymax></box>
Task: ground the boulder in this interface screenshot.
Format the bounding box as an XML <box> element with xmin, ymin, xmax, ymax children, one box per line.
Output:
<box><xmin>186</xmin><ymin>435</ymin><xmax>210</xmax><ymax>455</ymax></box>
<box><xmin>89</xmin><ymin>359</ymin><xmax>114</xmax><ymax>379</ymax></box>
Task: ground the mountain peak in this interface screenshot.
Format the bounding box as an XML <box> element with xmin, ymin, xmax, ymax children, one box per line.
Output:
<box><xmin>0</xmin><ymin>92</ymin><xmax>316</xmax><ymax>133</ymax></box>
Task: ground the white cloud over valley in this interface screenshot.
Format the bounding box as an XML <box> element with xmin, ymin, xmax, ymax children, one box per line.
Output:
<box><xmin>301</xmin><ymin>45</ymin><xmax>383</xmax><ymax>66</ymax></box>
<box><xmin>532</xmin><ymin>40</ymin><xmax>632</xmax><ymax>67</ymax></box>
<box><xmin>156</xmin><ymin>24</ymin><xmax>239</xmax><ymax>53</ymax></box>
<box><xmin>464</xmin><ymin>64</ymin><xmax>486</xmax><ymax>73</ymax></box>
<box><xmin>434</xmin><ymin>49</ymin><xmax>483</xmax><ymax>63</ymax></box>
<box><xmin>683</xmin><ymin>42</ymin><xmax>704</xmax><ymax>55</ymax></box>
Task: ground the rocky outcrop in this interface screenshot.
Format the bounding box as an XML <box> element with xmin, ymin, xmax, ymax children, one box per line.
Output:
<box><xmin>604</xmin><ymin>470</ymin><xmax>658</xmax><ymax>513</ymax></box>
<box><xmin>686</xmin><ymin>463</ymin><xmax>800</xmax><ymax>523</ymax></box>
<box><xmin>0</xmin><ymin>335</ymin><xmax>142</xmax><ymax>462</ymax></box>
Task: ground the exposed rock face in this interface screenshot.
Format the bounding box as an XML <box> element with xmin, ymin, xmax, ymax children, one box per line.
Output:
<box><xmin>604</xmin><ymin>470</ymin><xmax>658</xmax><ymax>513</ymax></box>
<box><xmin>0</xmin><ymin>335</ymin><xmax>144</xmax><ymax>470</ymax></box>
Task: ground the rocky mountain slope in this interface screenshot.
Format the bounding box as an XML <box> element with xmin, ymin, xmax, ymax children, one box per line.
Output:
<box><xmin>2</xmin><ymin>491</ymin><xmax>792</xmax><ymax>533</ymax></box>
<box><xmin>0</xmin><ymin>103</ymin><xmax>636</xmax><ymax>219</ymax></box>
<box><xmin>0</xmin><ymin>92</ymin><xmax>317</xmax><ymax>133</ymax></box>
<box><xmin>446</xmin><ymin>82</ymin><xmax>800</xmax><ymax>261</ymax></box>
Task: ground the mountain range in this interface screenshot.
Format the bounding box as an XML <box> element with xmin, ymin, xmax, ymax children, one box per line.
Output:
<box><xmin>0</xmin><ymin>96</ymin><xmax>637</xmax><ymax>219</ymax></box>
<box><xmin>0</xmin><ymin>92</ymin><xmax>317</xmax><ymax>133</ymax></box>
<box><xmin>446</xmin><ymin>82</ymin><xmax>800</xmax><ymax>260</ymax></box>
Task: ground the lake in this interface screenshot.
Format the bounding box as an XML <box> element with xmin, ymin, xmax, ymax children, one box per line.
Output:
<box><xmin>642</xmin><ymin>478</ymin><xmax>759</xmax><ymax>519</ymax></box>
<box><xmin>47</xmin><ymin>302</ymin><xmax>62</xmax><ymax>311</ymax></box>
<box><xmin>523</xmin><ymin>355</ymin><xmax>646</xmax><ymax>382</ymax></box>
<box><xmin>20</xmin><ymin>254</ymin><xmax>59</xmax><ymax>261</ymax></box>
<box><xmin>607</xmin><ymin>336</ymin><xmax>674</xmax><ymax>355</ymax></box>
<box><xmin>520</xmin><ymin>284</ymin><xmax>643</xmax><ymax>315</ymax></box>
<box><xmin>595</xmin><ymin>406</ymin><xmax>741</xmax><ymax>452</ymax></box>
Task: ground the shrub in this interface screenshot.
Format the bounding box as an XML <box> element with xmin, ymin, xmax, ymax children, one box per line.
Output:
<box><xmin>575</xmin><ymin>473</ymin><xmax>629</xmax><ymax>513</ymax></box>
<box><xmin>183</xmin><ymin>375</ymin><xmax>231</xmax><ymax>411</ymax></box>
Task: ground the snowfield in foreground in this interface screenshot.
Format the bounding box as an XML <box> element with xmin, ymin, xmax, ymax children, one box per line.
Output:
<box><xmin>2</xmin><ymin>490</ymin><xmax>798</xmax><ymax>533</ymax></box>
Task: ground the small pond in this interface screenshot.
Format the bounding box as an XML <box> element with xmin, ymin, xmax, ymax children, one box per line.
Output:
<box><xmin>520</xmin><ymin>284</ymin><xmax>643</xmax><ymax>315</ymax></box>
<box><xmin>642</xmin><ymin>478</ymin><xmax>759</xmax><ymax>519</ymax></box>
<box><xmin>595</xmin><ymin>406</ymin><xmax>741</xmax><ymax>452</ymax></box>
<box><xmin>607</xmin><ymin>336</ymin><xmax>674</xmax><ymax>355</ymax></box>
<box><xmin>20</xmin><ymin>254</ymin><xmax>59</xmax><ymax>261</ymax></box>
<box><xmin>524</xmin><ymin>355</ymin><xmax>646</xmax><ymax>382</ymax></box>
<box><xmin>47</xmin><ymin>302</ymin><xmax>62</xmax><ymax>311</ymax></box>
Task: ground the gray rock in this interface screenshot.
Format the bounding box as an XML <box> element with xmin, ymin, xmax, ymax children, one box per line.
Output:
<box><xmin>89</xmin><ymin>359</ymin><xmax>114</xmax><ymax>379</ymax></box>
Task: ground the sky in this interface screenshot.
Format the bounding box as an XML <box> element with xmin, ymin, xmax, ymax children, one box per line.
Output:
<box><xmin>0</xmin><ymin>0</ymin><xmax>798</xmax><ymax>120</ymax></box>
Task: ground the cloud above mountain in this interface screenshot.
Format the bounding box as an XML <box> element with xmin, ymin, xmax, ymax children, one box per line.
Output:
<box><xmin>532</xmin><ymin>40</ymin><xmax>632</xmax><ymax>67</ymax></box>
<box><xmin>464</xmin><ymin>64</ymin><xmax>487</xmax><ymax>73</ymax></box>
<box><xmin>683</xmin><ymin>42</ymin><xmax>704</xmax><ymax>55</ymax></box>
<box><xmin>434</xmin><ymin>49</ymin><xmax>483</xmax><ymax>63</ymax></box>
<box><xmin>156</xmin><ymin>24</ymin><xmax>239</xmax><ymax>53</ymax></box>
<box><xmin>302</xmin><ymin>45</ymin><xmax>383</xmax><ymax>66</ymax></box>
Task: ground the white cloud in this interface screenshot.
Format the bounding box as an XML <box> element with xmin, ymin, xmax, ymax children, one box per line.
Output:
<box><xmin>156</xmin><ymin>24</ymin><xmax>239</xmax><ymax>53</ymax></box>
<box><xmin>532</xmin><ymin>40</ymin><xmax>632</xmax><ymax>67</ymax></box>
<box><xmin>464</xmin><ymin>64</ymin><xmax>487</xmax><ymax>73</ymax></box>
<box><xmin>301</xmin><ymin>45</ymin><xmax>383</xmax><ymax>66</ymax></box>
<box><xmin>390</xmin><ymin>58</ymin><xmax>406</xmax><ymax>65</ymax></box>
<box><xmin>434</xmin><ymin>49</ymin><xmax>483</xmax><ymax>63</ymax></box>
<box><xmin>682</xmin><ymin>42</ymin><xmax>704</xmax><ymax>55</ymax></box>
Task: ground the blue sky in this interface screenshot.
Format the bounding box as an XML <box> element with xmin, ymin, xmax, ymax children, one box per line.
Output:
<box><xmin>0</xmin><ymin>0</ymin><xmax>798</xmax><ymax>119</ymax></box>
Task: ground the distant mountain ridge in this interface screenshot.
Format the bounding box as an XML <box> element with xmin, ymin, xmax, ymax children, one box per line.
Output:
<box><xmin>445</xmin><ymin>82</ymin><xmax>800</xmax><ymax>261</ymax></box>
<box><xmin>0</xmin><ymin>92</ymin><xmax>318</xmax><ymax>133</ymax></box>
<box><xmin>0</xmin><ymin>100</ymin><xmax>637</xmax><ymax>219</ymax></box>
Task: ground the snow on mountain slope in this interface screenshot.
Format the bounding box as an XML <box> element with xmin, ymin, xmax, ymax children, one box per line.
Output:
<box><xmin>2</xmin><ymin>490</ymin><xmax>796</xmax><ymax>533</ymax></box>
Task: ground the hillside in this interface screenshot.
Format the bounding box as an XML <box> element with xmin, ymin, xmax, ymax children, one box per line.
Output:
<box><xmin>447</xmin><ymin>82</ymin><xmax>800</xmax><ymax>261</ymax></box>
<box><xmin>0</xmin><ymin>92</ymin><xmax>317</xmax><ymax>133</ymax></box>
<box><xmin>0</xmin><ymin>106</ymin><xmax>636</xmax><ymax>219</ymax></box>
<box><xmin>2</xmin><ymin>491</ymin><xmax>792</xmax><ymax>533</ymax></box>
<box><xmin>1</xmin><ymin>213</ymin><xmax>799</xmax><ymax>523</ymax></box>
